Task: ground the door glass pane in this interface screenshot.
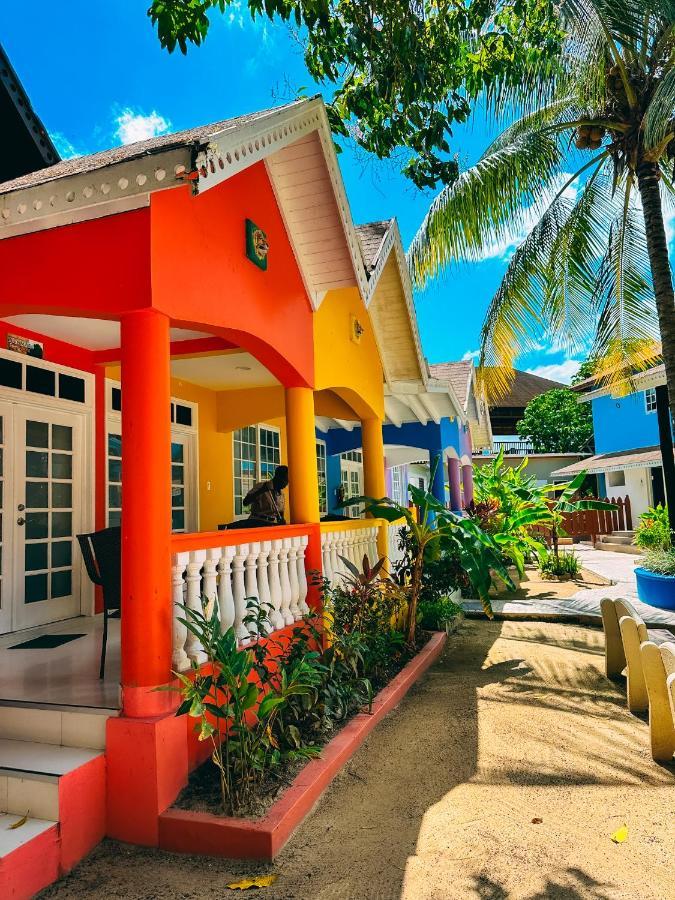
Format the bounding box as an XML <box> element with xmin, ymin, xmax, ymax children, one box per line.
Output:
<box><xmin>25</xmin><ymin>542</ymin><xmax>48</xmax><ymax>572</ymax></box>
<box><xmin>52</xmin><ymin>424</ymin><xmax>73</xmax><ymax>451</ymax></box>
<box><xmin>171</xmin><ymin>443</ymin><xmax>184</xmax><ymax>463</ymax></box>
<box><xmin>52</xmin><ymin>511</ymin><xmax>72</xmax><ymax>538</ymax></box>
<box><xmin>26</xmin><ymin>481</ymin><xmax>48</xmax><ymax>508</ymax></box>
<box><xmin>172</xmin><ymin>509</ymin><xmax>185</xmax><ymax>531</ymax></box>
<box><xmin>52</xmin><ymin>482</ymin><xmax>72</xmax><ymax>509</ymax></box>
<box><xmin>51</xmin><ymin>540</ymin><xmax>72</xmax><ymax>568</ymax></box>
<box><xmin>26</xmin><ymin>420</ymin><xmax>49</xmax><ymax>448</ymax></box>
<box><xmin>52</xmin><ymin>453</ymin><xmax>72</xmax><ymax>479</ymax></box>
<box><xmin>26</xmin><ymin>451</ymin><xmax>48</xmax><ymax>478</ymax></box>
<box><xmin>25</xmin><ymin>573</ymin><xmax>48</xmax><ymax>603</ymax></box>
<box><xmin>26</xmin><ymin>512</ymin><xmax>48</xmax><ymax>540</ymax></box>
<box><xmin>51</xmin><ymin>570</ymin><xmax>72</xmax><ymax>598</ymax></box>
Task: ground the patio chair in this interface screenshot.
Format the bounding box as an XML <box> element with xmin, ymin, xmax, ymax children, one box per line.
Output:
<box><xmin>639</xmin><ymin>641</ymin><xmax>675</xmax><ymax>762</ymax></box>
<box><xmin>77</xmin><ymin>526</ymin><xmax>121</xmax><ymax>679</ymax></box>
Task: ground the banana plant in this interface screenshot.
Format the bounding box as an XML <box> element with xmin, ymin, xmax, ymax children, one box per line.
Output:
<box><xmin>538</xmin><ymin>471</ymin><xmax>616</xmax><ymax>561</ymax></box>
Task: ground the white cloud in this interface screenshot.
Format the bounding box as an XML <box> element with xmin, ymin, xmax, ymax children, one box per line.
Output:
<box><xmin>462</xmin><ymin>349</ymin><xmax>480</xmax><ymax>362</ymax></box>
<box><xmin>50</xmin><ymin>132</ymin><xmax>81</xmax><ymax>160</ymax></box>
<box><xmin>115</xmin><ymin>109</ymin><xmax>171</xmax><ymax>146</ymax></box>
<box><xmin>526</xmin><ymin>359</ymin><xmax>582</xmax><ymax>384</ymax></box>
<box><xmin>476</xmin><ymin>173</ymin><xmax>579</xmax><ymax>263</ymax></box>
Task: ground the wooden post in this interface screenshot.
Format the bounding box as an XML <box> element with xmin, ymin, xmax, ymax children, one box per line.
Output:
<box><xmin>655</xmin><ymin>384</ymin><xmax>675</xmax><ymax>533</ymax></box>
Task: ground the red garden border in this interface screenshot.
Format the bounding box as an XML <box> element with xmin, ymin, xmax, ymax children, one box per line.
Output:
<box><xmin>158</xmin><ymin>631</ymin><xmax>447</xmax><ymax>860</ymax></box>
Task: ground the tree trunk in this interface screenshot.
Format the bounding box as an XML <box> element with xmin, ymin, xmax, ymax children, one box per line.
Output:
<box><xmin>636</xmin><ymin>160</ymin><xmax>675</xmax><ymax>533</ymax></box>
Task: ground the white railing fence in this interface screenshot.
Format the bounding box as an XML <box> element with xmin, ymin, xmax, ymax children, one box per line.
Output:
<box><xmin>387</xmin><ymin>521</ymin><xmax>407</xmax><ymax>572</ymax></box>
<box><xmin>320</xmin><ymin>525</ymin><xmax>380</xmax><ymax>589</ymax></box>
<box><xmin>171</xmin><ymin>533</ymin><xmax>311</xmax><ymax>671</ymax></box>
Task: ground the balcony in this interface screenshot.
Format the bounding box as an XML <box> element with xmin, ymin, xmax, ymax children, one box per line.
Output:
<box><xmin>474</xmin><ymin>439</ymin><xmax>534</xmax><ymax>457</ymax></box>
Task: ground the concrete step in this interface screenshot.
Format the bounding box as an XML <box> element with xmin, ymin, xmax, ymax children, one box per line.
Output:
<box><xmin>0</xmin><ymin>813</ymin><xmax>60</xmax><ymax>898</ymax></box>
<box><xmin>0</xmin><ymin>700</ymin><xmax>117</xmax><ymax>750</ymax></box>
<box><xmin>598</xmin><ymin>533</ymin><xmax>634</xmax><ymax>546</ymax></box>
<box><xmin>594</xmin><ymin>540</ymin><xmax>641</xmax><ymax>555</ymax></box>
<box><xmin>0</xmin><ymin>733</ymin><xmax>106</xmax><ymax>898</ymax></box>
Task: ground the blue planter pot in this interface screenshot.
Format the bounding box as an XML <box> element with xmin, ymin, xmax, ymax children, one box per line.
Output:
<box><xmin>634</xmin><ymin>567</ymin><xmax>675</xmax><ymax>611</ymax></box>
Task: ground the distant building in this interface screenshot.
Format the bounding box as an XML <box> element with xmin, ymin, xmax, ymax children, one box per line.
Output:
<box><xmin>552</xmin><ymin>364</ymin><xmax>668</xmax><ymax>518</ymax></box>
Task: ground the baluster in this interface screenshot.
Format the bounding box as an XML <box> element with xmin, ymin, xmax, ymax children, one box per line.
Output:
<box><xmin>369</xmin><ymin>527</ymin><xmax>379</xmax><ymax>567</ymax></box>
<box><xmin>322</xmin><ymin>532</ymin><xmax>333</xmax><ymax>587</ymax></box>
<box><xmin>202</xmin><ymin>550</ymin><xmax>219</xmax><ymax>621</ymax></box>
<box><xmin>329</xmin><ymin>531</ymin><xmax>340</xmax><ymax>588</ymax></box>
<box><xmin>279</xmin><ymin>539</ymin><xmax>294</xmax><ymax>626</ymax></box>
<box><xmin>257</xmin><ymin>540</ymin><xmax>275</xmax><ymax>633</ymax></box>
<box><xmin>185</xmin><ymin>549</ymin><xmax>207</xmax><ymax>664</ymax></box>
<box><xmin>232</xmin><ymin>543</ymin><xmax>250</xmax><ymax>643</ymax></box>
<box><xmin>245</xmin><ymin>542</ymin><xmax>261</xmax><ymax>637</ymax></box>
<box><xmin>333</xmin><ymin>531</ymin><xmax>346</xmax><ymax>584</ymax></box>
<box><xmin>268</xmin><ymin>539</ymin><xmax>284</xmax><ymax>629</ymax></box>
<box><xmin>288</xmin><ymin>539</ymin><xmax>301</xmax><ymax>620</ymax></box>
<box><xmin>172</xmin><ymin>554</ymin><xmax>189</xmax><ymax>671</ymax></box>
<box><xmin>217</xmin><ymin>545</ymin><xmax>236</xmax><ymax>632</ymax></box>
<box><xmin>297</xmin><ymin>534</ymin><xmax>310</xmax><ymax>615</ymax></box>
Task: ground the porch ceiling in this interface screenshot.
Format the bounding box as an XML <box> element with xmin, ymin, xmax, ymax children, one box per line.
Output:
<box><xmin>2</xmin><ymin>315</ymin><xmax>209</xmax><ymax>351</ymax></box>
<box><xmin>384</xmin><ymin>384</ymin><xmax>460</xmax><ymax>428</ymax></box>
<box><xmin>171</xmin><ymin>352</ymin><xmax>279</xmax><ymax>390</ymax></box>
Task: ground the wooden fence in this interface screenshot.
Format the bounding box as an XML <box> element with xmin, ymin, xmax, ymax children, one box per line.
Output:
<box><xmin>532</xmin><ymin>495</ymin><xmax>632</xmax><ymax>543</ymax></box>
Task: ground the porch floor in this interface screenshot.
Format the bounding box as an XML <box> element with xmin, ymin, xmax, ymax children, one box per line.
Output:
<box><xmin>0</xmin><ymin>616</ymin><xmax>120</xmax><ymax>709</ymax></box>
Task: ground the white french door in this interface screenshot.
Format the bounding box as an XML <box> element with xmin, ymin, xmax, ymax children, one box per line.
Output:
<box><xmin>0</xmin><ymin>402</ymin><xmax>84</xmax><ymax>633</ymax></box>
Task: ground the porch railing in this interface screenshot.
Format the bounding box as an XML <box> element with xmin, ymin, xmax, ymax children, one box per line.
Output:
<box><xmin>319</xmin><ymin>520</ymin><xmax>380</xmax><ymax>588</ymax></box>
<box><xmin>171</xmin><ymin>525</ymin><xmax>311</xmax><ymax>671</ymax></box>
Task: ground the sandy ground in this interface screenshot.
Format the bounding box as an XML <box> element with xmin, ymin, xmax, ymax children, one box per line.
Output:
<box><xmin>41</xmin><ymin>621</ymin><xmax>674</xmax><ymax>900</ymax></box>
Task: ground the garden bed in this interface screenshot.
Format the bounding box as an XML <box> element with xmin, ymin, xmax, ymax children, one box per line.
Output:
<box><xmin>158</xmin><ymin>630</ymin><xmax>447</xmax><ymax>860</ymax></box>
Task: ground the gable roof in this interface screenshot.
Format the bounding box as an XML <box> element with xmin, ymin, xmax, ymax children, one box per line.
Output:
<box><xmin>0</xmin><ymin>43</ymin><xmax>59</xmax><ymax>183</ymax></box>
<box><xmin>488</xmin><ymin>369</ymin><xmax>565</xmax><ymax>407</ymax></box>
<box><xmin>355</xmin><ymin>220</ymin><xmax>392</xmax><ymax>273</ymax></box>
<box><xmin>0</xmin><ymin>96</ymin><xmax>370</xmax><ymax>308</ymax></box>
<box><xmin>429</xmin><ymin>361</ymin><xmax>473</xmax><ymax>411</ymax></box>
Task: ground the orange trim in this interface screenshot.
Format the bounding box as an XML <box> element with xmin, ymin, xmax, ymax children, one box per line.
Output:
<box><xmin>170</xmin><ymin>523</ymin><xmax>312</xmax><ymax>554</ymax></box>
<box><xmin>91</xmin><ymin>336</ymin><xmax>237</xmax><ymax>365</ymax></box>
<box><xmin>0</xmin><ymin>320</ymin><xmax>97</xmax><ymax>372</ymax></box>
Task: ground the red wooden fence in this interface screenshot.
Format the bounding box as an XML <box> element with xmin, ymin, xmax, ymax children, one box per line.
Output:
<box><xmin>531</xmin><ymin>495</ymin><xmax>632</xmax><ymax>543</ymax></box>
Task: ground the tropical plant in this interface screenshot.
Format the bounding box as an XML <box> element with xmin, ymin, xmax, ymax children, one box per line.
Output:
<box><xmin>409</xmin><ymin>0</ymin><xmax>675</xmax><ymax>407</ymax></box>
<box><xmin>148</xmin><ymin>0</ymin><xmax>564</xmax><ymax>188</ymax></box>
<box><xmin>165</xmin><ymin>597</ymin><xmax>322</xmax><ymax>815</ymax></box>
<box><xmin>418</xmin><ymin>595</ymin><xmax>465</xmax><ymax>630</ymax></box>
<box><xmin>342</xmin><ymin>472</ymin><xmax>515</xmax><ymax>636</ymax></box>
<box><xmin>517</xmin><ymin>388</ymin><xmax>594</xmax><ymax>453</ymax></box>
<box><xmin>542</xmin><ymin>471</ymin><xmax>617</xmax><ymax>560</ymax></box>
<box><xmin>634</xmin><ymin>504</ymin><xmax>672</xmax><ymax>549</ymax></box>
<box><xmin>539</xmin><ymin>547</ymin><xmax>581</xmax><ymax>578</ymax></box>
<box><xmin>641</xmin><ymin>546</ymin><xmax>675</xmax><ymax>576</ymax></box>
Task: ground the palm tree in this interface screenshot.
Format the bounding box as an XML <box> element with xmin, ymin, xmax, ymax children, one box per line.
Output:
<box><xmin>409</xmin><ymin>0</ymin><xmax>674</xmax><ymax>408</ymax></box>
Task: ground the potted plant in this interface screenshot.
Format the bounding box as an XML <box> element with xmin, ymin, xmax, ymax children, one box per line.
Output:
<box><xmin>635</xmin><ymin>549</ymin><xmax>675</xmax><ymax>610</ymax></box>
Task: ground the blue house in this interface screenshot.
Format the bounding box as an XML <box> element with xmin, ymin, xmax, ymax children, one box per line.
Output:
<box><xmin>552</xmin><ymin>364</ymin><xmax>667</xmax><ymax>519</ymax></box>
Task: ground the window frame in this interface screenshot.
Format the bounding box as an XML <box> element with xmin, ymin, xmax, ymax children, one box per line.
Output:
<box><xmin>316</xmin><ymin>439</ymin><xmax>327</xmax><ymax>515</ymax></box>
<box><xmin>645</xmin><ymin>386</ymin><xmax>657</xmax><ymax>415</ymax></box>
<box><xmin>232</xmin><ymin>423</ymin><xmax>282</xmax><ymax>518</ymax></box>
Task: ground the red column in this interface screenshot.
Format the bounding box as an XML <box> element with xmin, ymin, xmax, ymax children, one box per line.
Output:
<box><xmin>447</xmin><ymin>457</ymin><xmax>462</xmax><ymax>511</ymax></box>
<box><xmin>462</xmin><ymin>463</ymin><xmax>475</xmax><ymax>508</ymax></box>
<box><xmin>120</xmin><ymin>309</ymin><xmax>173</xmax><ymax>716</ymax></box>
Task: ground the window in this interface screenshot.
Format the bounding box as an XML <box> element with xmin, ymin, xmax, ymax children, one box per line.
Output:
<box><xmin>0</xmin><ymin>354</ymin><xmax>87</xmax><ymax>403</ymax></box>
<box><xmin>107</xmin><ymin>434</ymin><xmax>122</xmax><ymax>527</ymax></box>
<box><xmin>390</xmin><ymin>466</ymin><xmax>405</xmax><ymax>506</ymax></box>
<box><xmin>233</xmin><ymin>424</ymin><xmax>281</xmax><ymax>516</ymax></box>
<box><xmin>340</xmin><ymin>451</ymin><xmax>363</xmax><ymax>518</ymax></box>
<box><xmin>316</xmin><ymin>441</ymin><xmax>327</xmax><ymax>515</ymax></box>
<box><xmin>607</xmin><ymin>470</ymin><xmax>626</xmax><ymax>488</ymax></box>
<box><xmin>645</xmin><ymin>387</ymin><xmax>657</xmax><ymax>414</ymax></box>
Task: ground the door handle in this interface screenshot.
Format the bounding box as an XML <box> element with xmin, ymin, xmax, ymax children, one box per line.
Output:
<box><xmin>16</xmin><ymin>517</ymin><xmax>25</xmax><ymax>526</ymax></box>
<box><xmin>17</xmin><ymin>504</ymin><xmax>25</xmax><ymax>512</ymax></box>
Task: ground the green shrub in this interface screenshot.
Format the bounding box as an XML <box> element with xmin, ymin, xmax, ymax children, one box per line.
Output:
<box><xmin>539</xmin><ymin>549</ymin><xmax>580</xmax><ymax>578</ymax></box>
<box><xmin>641</xmin><ymin>548</ymin><xmax>675</xmax><ymax>576</ymax></box>
<box><xmin>634</xmin><ymin>505</ymin><xmax>671</xmax><ymax>550</ymax></box>
<box><xmin>418</xmin><ymin>595</ymin><xmax>464</xmax><ymax>630</ymax></box>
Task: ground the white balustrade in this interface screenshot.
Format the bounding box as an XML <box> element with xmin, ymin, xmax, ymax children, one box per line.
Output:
<box><xmin>320</xmin><ymin>523</ymin><xmax>384</xmax><ymax>589</ymax></box>
<box><xmin>171</xmin><ymin>530</ymin><xmax>312</xmax><ymax>670</ymax></box>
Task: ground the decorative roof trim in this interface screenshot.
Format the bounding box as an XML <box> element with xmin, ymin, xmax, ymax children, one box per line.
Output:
<box><xmin>0</xmin><ymin>147</ymin><xmax>189</xmax><ymax>239</ymax></box>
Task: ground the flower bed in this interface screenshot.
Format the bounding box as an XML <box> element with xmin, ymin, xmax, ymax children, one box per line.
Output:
<box><xmin>158</xmin><ymin>631</ymin><xmax>446</xmax><ymax>859</ymax></box>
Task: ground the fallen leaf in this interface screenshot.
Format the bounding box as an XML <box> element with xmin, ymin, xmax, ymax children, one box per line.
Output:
<box><xmin>531</xmin><ymin>818</ymin><xmax>543</xmax><ymax>824</ymax></box>
<box><xmin>226</xmin><ymin>874</ymin><xmax>279</xmax><ymax>890</ymax></box>
<box><xmin>8</xmin><ymin>811</ymin><xmax>30</xmax><ymax>830</ymax></box>
<box><xmin>611</xmin><ymin>824</ymin><xmax>629</xmax><ymax>844</ymax></box>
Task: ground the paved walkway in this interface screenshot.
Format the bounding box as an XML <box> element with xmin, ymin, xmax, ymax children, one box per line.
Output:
<box><xmin>464</xmin><ymin>544</ymin><xmax>675</xmax><ymax>631</ymax></box>
<box><xmin>41</xmin><ymin>621</ymin><xmax>675</xmax><ymax>899</ymax></box>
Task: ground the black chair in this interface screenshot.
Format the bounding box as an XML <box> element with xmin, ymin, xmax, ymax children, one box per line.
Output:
<box><xmin>77</xmin><ymin>526</ymin><xmax>121</xmax><ymax>679</ymax></box>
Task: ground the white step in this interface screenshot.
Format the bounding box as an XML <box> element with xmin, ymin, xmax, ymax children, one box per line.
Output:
<box><xmin>0</xmin><ymin>738</ymin><xmax>102</xmax><ymax>820</ymax></box>
<box><xmin>0</xmin><ymin>812</ymin><xmax>57</xmax><ymax>856</ymax></box>
<box><xmin>0</xmin><ymin>701</ymin><xmax>117</xmax><ymax>750</ymax></box>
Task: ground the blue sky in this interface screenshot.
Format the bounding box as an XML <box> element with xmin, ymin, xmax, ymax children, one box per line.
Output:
<box><xmin>1</xmin><ymin>3</ymin><xmax>631</xmax><ymax>382</ymax></box>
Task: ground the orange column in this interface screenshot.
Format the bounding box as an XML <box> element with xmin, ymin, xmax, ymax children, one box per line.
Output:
<box><xmin>285</xmin><ymin>386</ymin><xmax>320</xmax><ymax>524</ymax></box>
<box><xmin>120</xmin><ymin>309</ymin><xmax>173</xmax><ymax>716</ymax></box>
<box><xmin>362</xmin><ymin>417</ymin><xmax>388</xmax><ymax>561</ymax></box>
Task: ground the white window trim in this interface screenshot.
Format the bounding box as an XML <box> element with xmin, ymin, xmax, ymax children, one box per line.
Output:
<box><xmin>316</xmin><ymin>438</ymin><xmax>327</xmax><ymax>516</ymax></box>
<box><xmin>232</xmin><ymin>423</ymin><xmax>282</xmax><ymax>519</ymax></box>
<box><xmin>105</xmin><ymin>378</ymin><xmax>200</xmax><ymax>531</ymax></box>
<box><xmin>645</xmin><ymin>387</ymin><xmax>657</xmax><ymax>415</ymax></box>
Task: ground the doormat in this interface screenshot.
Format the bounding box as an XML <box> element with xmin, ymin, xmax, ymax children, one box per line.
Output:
<box><xmin>9</xmin><ymin>634</ymin><xmax>86</xmax><ymax>650</ymax></box>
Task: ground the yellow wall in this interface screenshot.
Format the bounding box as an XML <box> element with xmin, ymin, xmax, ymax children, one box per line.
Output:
<box><xmin>313</xmin><ymin>287</ymin><xmax>385</xmax><ymax>420</ymax></box>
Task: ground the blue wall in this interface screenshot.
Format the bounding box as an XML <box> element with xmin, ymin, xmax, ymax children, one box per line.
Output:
<box><xmin>591</xmin><ymin>391</ymin><xmax>659</xmax><ymax>454</ymax></box>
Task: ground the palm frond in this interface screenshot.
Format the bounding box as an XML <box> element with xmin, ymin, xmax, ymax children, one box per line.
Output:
<box><xmin>483</xmin><ymin>98</ymin><xmax>579</xmax><ymax>156</ymax></box>
<box><xmin>407</xmin><ymin>133</ymin><xmax>563</xmax><ymax>287</ymax></box>
<box><xmin>644</xmin><ymin>64</ymin><xmax>675</xmax><ymax>152</ymax></box>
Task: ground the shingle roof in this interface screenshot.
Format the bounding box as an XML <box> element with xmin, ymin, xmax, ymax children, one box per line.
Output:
<box><xmin>355</xmin><ymin>220</ymin><xmax>392</xmax><ymax>273</ymax></box>
<box><xmin>490</xmin><ymin>369</ymin><xmax>565</xmax><ymax>407</ymax></box>
<box><xmin>429</xmin><ymin>361</ymin><xmax>473</xmax><ymax>411</ymax></box>
<box><xmin>551</xmin><ymin>446</ymin><xmax>662</xmax><ymax>477</ymax></box>
<box><xmin>0</xmin><ymin>99</ymin><xmax>306</xmax><ymax>195</ymax></box>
